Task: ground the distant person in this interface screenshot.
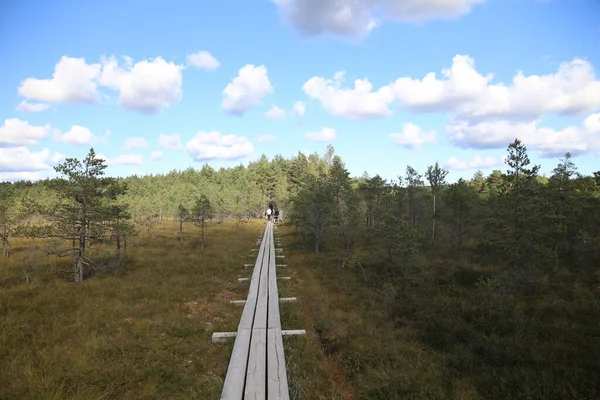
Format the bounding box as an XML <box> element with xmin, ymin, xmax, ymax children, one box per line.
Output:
<box><xmin>266</xmin><ymin>208</ymin><xmax>272</xmax><ymax>221</ymax></box>
<box><xmin>274</xmin><ymin>210</ymin><xmax>279</xmax><ymax>222</ymax></box>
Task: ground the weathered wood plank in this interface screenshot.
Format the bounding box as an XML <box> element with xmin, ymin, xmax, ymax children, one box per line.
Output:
<box><xmin>267</xmin><ymin>328</ymin><xmax>290</xmax><ymax>400</ymax></box>
<box><xmin>268</xmin><ymin>227</ymin><xmax>282</xmax><ymax>329</ymax></box>
<box><xmin>239</xmin><ymin>224</ymin><xmax>268</xmax><ymax>329</ymax></box>
<box><xmin>244</xmin><ymin>328</ymin><xmax>267</xmax><ymax>399</ymax></box>
<box><xmin>220</xmin><ymin>328</ymin><xmax>251</xmax><ymax>400</ymax></box>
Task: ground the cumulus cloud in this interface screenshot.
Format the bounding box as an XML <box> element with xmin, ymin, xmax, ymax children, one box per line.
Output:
<box><xmin>18</xmin><ymin>55</ymin><xmax>186</xmax><ymax>114</ymax></box>
<box><xmin>447</xmin><ymin>113</ymin><xmax>600</xmax><ymax>157</ymax></box>
<box><xmin>99</xmin><ymin>56</ymin><xmax>183</xmax><ymax>114</ymax></box>
<box><xmin>158</xmin><ymin>133</ymin><xmax>182</xmax><ymax>149</ymax></box>
<box><xmin>305</xmin><ymin>127</ymin><xmax>337</xmax><ymax>141</ymax></box>
<box><xmin>292</xmin><ymin>101</ymin><xmax>306</xmax><ymax>116</ymax></box>
<box><xmin>112</xmin><ymin>154</ymin><xmax>143</xmax><ymax>165</ymax></box>
<box><xmin>305</xmin><ymin>55</ymin><xmax>600</xmax><ymax>123</ymax></box>
<box><xmin>257</xmin><ymin>134</ymin><xmax>277</xmax><ymax>142</ymax></box>
<box><xmin>53</xmin><ymin>125</ymin><xmax>108</xmax><ymax>145</ymax></box>
<box><xmin>124</xmin><ymin>136</ymin><xmax>149</xmax><ymax>150</ymax></box>
<box><xmin>303</xmin><ymin>71</ymin><xmax>394</xmax><ymax>119</ymax></box>
<box><xmin>445</xmin><ymin>155</ymin><xmax>506</xmax><ymax>171</ymax></box>
<box><xmin>393</xmin><ymin>56</ymin><xmax>600</xmax><ymax>121</ymax></box>
<box><xmin>222</xmin><ymin>65</ymin><xmax>273</xmax><ymax>116</ymax></box>
<box><xmin>186</xmin><ymin>131</ymin><xmax>255</xmax><ymax>161</ymax></box>
<box><xmin>390</xmin><ymin>123</ymin><xmax>436</xmax><ymax>148</ymax></box>
<box><xmin>0</xmin><ymin>147</ymin><xmax>64</xmax><ymax>172</ymax></box>
<box><xmin>18</xmin><ymin>56</ymin><xmax>102</xmax><ymax>104</ymax></box>
<box><xmin>150</xmin><ymin>151</ymin><xmax>163</xmax><ymax>160</ymax></box>
<box><xmin>0</xmin><ymin>171</ymin><xmax>48</xmax><ymax>182</ymax></box>
<box><xmin>95</xmin><ymin>153</ymin><xmax>143</xmax><ymax>166</ymax></box>
<box><xmin>0</xmin><ymin>118</ymin><xmax>50</xmax><ymax>146</ymax></box>
<box><xmin>273</xmin><ymin>0</ymin><xmax>486</xmax><ymax>38</ymax></box>
<box><xmin>265</xmin><ymin>105</ymin><xmax>286</xmax><ymax>119</ymax></box>
<box><xmin>15</xmin><ymin>100</ymin><xmax>51</xmax><ymax>113</ymax></box>
<box><xmin>187</xmin><ymin>51</ymin><xmax>220</xmax><ymax>70</ymax></box>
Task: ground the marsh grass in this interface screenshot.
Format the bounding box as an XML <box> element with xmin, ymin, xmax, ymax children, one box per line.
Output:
<box><xmin>2</xmin><ymin>219</ymin><xmax>598</xmax><ymax>399</ymax></box>
<box><xmin>0</xmin><ymin>219</ymin><xmax>262</xmax><ymax>399</ymax></box>
<box><xmin>278</xmin><ymin>224</ymin><xmax>600</xmax><ymax>400</ymax></box>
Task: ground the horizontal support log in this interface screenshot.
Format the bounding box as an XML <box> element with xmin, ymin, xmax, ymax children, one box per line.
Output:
<box><xmin>281</xmin><ymin>330</ymin><xmax>306</xmax><ymax>336</ymax></box>
<box><xmin>230</xmin><ymin>298</ymin><xmax>296</xmax><ymax>305</ymax></box>
<box><xmin>212</xmin><ymin>332</ymin><xmax>237</xmax><ymax>343</ymax></box>
<box><xmin>279</xmin><ymin>297</ymin><xmax>297</xmax><ymax>302</ymax></box>
<box><xmin>239</xmin><ymin>277</ymin><xmax>289</xmax><ymax>283</ymax></box>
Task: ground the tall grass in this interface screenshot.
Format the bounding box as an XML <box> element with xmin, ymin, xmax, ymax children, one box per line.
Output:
<box><xmin>0</xmin><ymin>219</ymin><xmax>262</xmax><ymax>399</ymax></box>
<box><xmin>2</xmin><ymin>219</ymin><xmax>598</xmax><ymax>399</ymax></box>
<box><xmin>278</xmin><ymin>224</ymin><xmax>600</xmax><ymax>400</ymax></box>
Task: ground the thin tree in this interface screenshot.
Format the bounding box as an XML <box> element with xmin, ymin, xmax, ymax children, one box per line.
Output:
<box><xmin>425</xmin><ymin>161</ymin><xmax>449</xmax><ymax>242</ymax></box>
<box><xmin>191</xmin><ymin>194</ymin><xmax>214</xmax><ymax>253</ymax></box>
<box><xmin>23</xmin><ymin>148</ymin><xmax>128</xmax><ymax>282</ymax></box>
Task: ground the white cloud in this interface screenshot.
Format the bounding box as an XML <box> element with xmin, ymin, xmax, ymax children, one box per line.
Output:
<box><xmin>273</xmin><ymin>0</ymin><xmax>485</xmax><ymax>38</ymax></box>
<box><xmin>0</xmin><ymin>118</ymin><xmax>50</xmax><ymax>146</ymax></box>
<box><xmin>150</xmin><ymin>151</ymin><xmax>163</xmax><ymax>160</ymax></box>
<box><xmin>222</xmin><ymin>65</ymin><xmax>273</xmax><ymax>116</ymax></box>
<box><xmin>292</xmin><ymin>101</ymin><xmax>306</xmax><ymax>116</ymax></box>
<box><xmin>447</xmin><ymin>113</ymin><xmax>600</xmax><ymax>157</ymax></box>
<box><xmin>390</xmin><ymin>122</ymin><xmax>436</xmax><ymax>148</ymax></box>
<box><xmin>99</xmin><ymin>56</ymin><xmax>183</xmax><ymax>114</ymax></box>
<box><xmin>95</xmin><ymin>153</ymin><xmax>143</xmax><ymax>166</ymax></box>
<box><xmin>303</xmin><ymin>71</ymin><xmax>394</xmax><ymax>119</ymax></box>
<box><xmin>186</xmin><ymin>131</ymin><xmax>255</xmax><ymax>161</ymax></box>
<box><xmin>0</xmin><ymin>147</ymin><xmax>64</xmax><ymax>172</ymax></box>
<box><xmin>112</xmin><ymin>154</ymin><xmax>143</xmax><ymax>165</ymax></box>
<box><xmin>53</xmin><ymin>125</ymin><xmax>107</xmax><ymax>145</ymax></box>
<box><xmin>15</xmin><ymin>100</ymin><xmax>51</xmax><ymax>113</ymax></box>
<box><xmin>18</xmin><ymin>56</ymin><xmax>101</xmax><ymax>103</ymax></box>
<box><xmin>158</xmin><ymin>133</ymin><xmax>182</xmax><ymax>149</ymax></box>
<box><xmin>187</xmin><ymin>51</ymin><xmax>220</xmax><ymax>70</ymax></box>
<box><xmin>257</xmin><ymin>134</ymin><xmax>277</xmax><ymax>142</ymax></box>
<box><xmin>0</xmin><ymin>171</ymin><xmax>47</xmax><ymax>182</ymax></box>
<box><xmin>392</xmin><ymin>55</ymin><xmax>600</xmax><ymax>121</ymax></box>
<box><xmin>445</xmin><ymin>155</ymin><xmax>506</xmax><ymax>171</ymax></box>
<box><xmin>305</xmin><ymin>127</ymin><xmax>337</xmax><ymax>141</ymax></box>
<box><xmin>124</xmin><ymin>136</ymin><xmax>148</xmax><ymax>150</ymax></box>
<box><xmin>265</xmin><ymin>105</ymin><xmax>286</xmax><ymax>119</ymax></box>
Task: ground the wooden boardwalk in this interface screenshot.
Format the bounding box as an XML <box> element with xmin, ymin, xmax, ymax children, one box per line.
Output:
<box><xmin>218</xmin><ymin>221</ymin><xmax>291</xmax><ymax>400</ymax></box>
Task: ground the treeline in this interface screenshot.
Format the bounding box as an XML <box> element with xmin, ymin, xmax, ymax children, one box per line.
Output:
<box><xmin>290</xmin><ymin>140</ymin><xmax>600</xmax><ymax>283</ymax></box>
<box><xmin>1</xmin><ymin>140</ymin><xmax>599</xmax><ymax>284</ymax></box>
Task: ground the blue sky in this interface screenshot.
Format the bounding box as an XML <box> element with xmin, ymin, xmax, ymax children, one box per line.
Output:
<box><xmin>1</xmin><ymin>0</ymin><xmax>599</xmax><ymax>184</ymax></box>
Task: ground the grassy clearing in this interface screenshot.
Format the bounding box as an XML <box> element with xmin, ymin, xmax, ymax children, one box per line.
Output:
<box><xmin>0</xmin><ymin>219</ymin><xmax>263</xmax><ymax>399</ymax></box>
<box><xmin>2</xmin><ymin>219</ymin><xmax>598</xmax><ymax>399</ymax></box>
<box><xmin>278</xmin><ymin>224</ymin><xmax>600</xmax><ymax>400</ymax></box>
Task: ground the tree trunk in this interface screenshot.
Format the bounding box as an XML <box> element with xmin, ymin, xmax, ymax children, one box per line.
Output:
<box><xmin>432</xmin><ymin>193</ymin><xmax>436</xmax><ymax>242</ymax></box>
<box><xmin>179</xmin><ymin>218</ymin><xmax>183</xmax><ymax>243</ymax></box>
<box><xmin>1</xmin><ymin>230</ymin><xmax>7</xmax><ymax>258</ymax></box>
<box><xmin>75</xmin><ymin>229</ymin><xmax>85</xmax><ymax>283</ymax></box>
<box><xmin>200</xmin><ymin>219</ymin><xmax>205</xmax><ymax>253</ymax></box>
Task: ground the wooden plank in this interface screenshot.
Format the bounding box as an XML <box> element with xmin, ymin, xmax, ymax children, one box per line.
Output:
<box><xmin>244</xmin><ymin>328</ymin><xmax>267</xmax><ymax>399</ymax></box>
<box><xmin>268</xmin><ymin>224</ymin><xmax>282</xmax><ymax>330</ymax></box>
<box><xmin>212</xmin><ymin>332</ymin><xmax>237</xmax><ymax>343</ymax></box>
<box><xmin>220</xmin><ymin>328</ymin><xmax>251</xmax><ymax>400</ymax></box>
<box><xmin>251</xmin><ymin>221</ymin><xmax>270</xmax><ymax>330</ymax></box>
<box><xmin>281</xmin><ymin>329</ymin><xmax>306</xmax><ymax>336</ymax></box>
<box><xmin>239</xmin><ymin>224</ymin><xmax>268</xmax><ymax>329</ymax></box>
<box><xmin>267</xmin><ymin>328</ymin><xmax>290</xmax><ymax>400</ymax></box>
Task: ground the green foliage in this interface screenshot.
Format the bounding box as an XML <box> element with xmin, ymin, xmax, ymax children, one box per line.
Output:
<box><xmin>20</xmin><ymin>148</ymin><xmax>130</xmax><ymax>282</ymax></box>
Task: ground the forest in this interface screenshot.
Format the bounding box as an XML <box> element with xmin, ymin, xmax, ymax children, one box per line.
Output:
<box><xmin>1</xmin><ymin>139</ymin><xmax>599</xmax><ymax>399</ymax></box>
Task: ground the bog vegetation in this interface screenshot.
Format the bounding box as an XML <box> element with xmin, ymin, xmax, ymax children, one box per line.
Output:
<box><xmin>1</xmin><ymin>139</ymin><xmax>599</xmax><ymax>399</ymax></box>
